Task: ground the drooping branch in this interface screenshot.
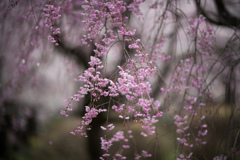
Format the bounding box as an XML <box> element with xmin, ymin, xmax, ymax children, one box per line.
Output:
<box><xmin>195</xmin><ymin>0</ymin><xmax>240</xmax><ymax>28</ymax></box>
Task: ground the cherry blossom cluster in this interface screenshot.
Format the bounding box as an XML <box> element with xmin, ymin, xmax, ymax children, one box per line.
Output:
<box><xmin>140</xmin><ymin>117</ymin><xmax>159</xmax><ymax>137</ymax></box>
<box><xmin>112</xmin><ymin>39</ymin><xmax>164</xmax><ymax>137</ymax></box>
<box><xmin>170</xmin><ymin>57</ymin><xmax>209</xmax><ymax>159</ymax></box>
<box><xmin>195</xmin><ymin>116</ymin><xmax>208</xmax><ymax>145</ymax></box>
<box><xmin>60</xmin><ymin>2</ymin><xmax>165</xmax><ymax>159</ymax></box>
<box><xmin>156</xmin><ymin>15</ymin><xmax>215</xmax><ymax>159</ymax></box>
<box><xmin>61</xmin><ymin>0</ymin><xmax>131</xmax><ymax>120</ymax></box>
<box><xmin>127</xmin><ymin>0</ymin><xmax>145</xmax><ymax>15</ymax></box>
<box><xmin>187</xmin><ymin>16</ymin><xmax>216</xmax><ymax>77</ymax></box>
<box><xmin>60</xmin><ymin>56</ymin><xmax>110</xmax><ymax>117</ymax></box>
<box><xmin>57</xmin><ymin>0</ymin><xmax>219</xmax><ymax>158</ymax></box>
<box><xmin>151</xmin><ymin>36</ymin><xmax>171</xmax><ymax>63</ymax></box>
<box><xmin>174</xmin><ymin>115</ymin><xmax>193</xmax><ymax>147</ymax></box>
<box><xmin>100</xmin><ymin>130</ymin><xmax>131</xmax><ymax>159</ymax></box>
<box><xmin>100</xmin><ymin>129</ymin><xmax>152</xmax><ymax>160</ymax></box>
<box><xmin>80</xmin><ymin>0</ymin><xmax>127</xmax><ymax>46</ymax></box>
<box><xmin>187</xmin><ymin>15</ymin><xmax>206</xmax><ymax>38</ymax></box>
<box><xmin>69</xmin><ymin>106</ymin><xmax>107</xmax><ymax>137</ymax></box>
<box><xmin>116</xmin><ymin>66</ymin><xmax>152</xmax><ymax>98</ymax></box>
<box><xmin>188</xmin><ymin>15</ymin><xmax>216</xmax><ymax>57</ymax></box>
<box><xmin>64</xmin><ymin>0</ymin><xmax>162</xmax><ymax>138</ymax></box>
<box><xmin>42</xmin><ymin>4</ymin><xmax>61</xmax><ymax>46</ymax></box>
<box><xmin>111</xmin><ymin>63</ymin><xmax>163</xmax><ymax>137</ymax></box>
<box><xmin>178</xmin><ymin>16</ymin><xmax>215</xmax><ymax>158</ymax></box>
<box><xmin>111</xmin><ymin>43</ymin><xmax>162</xmax><ymax>137</ymax></box>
